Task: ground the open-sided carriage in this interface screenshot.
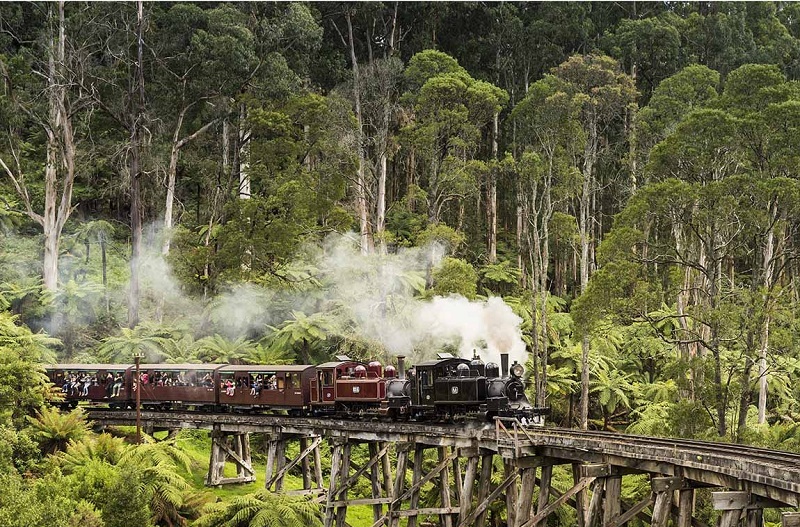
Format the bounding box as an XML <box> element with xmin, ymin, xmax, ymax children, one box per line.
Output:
<box><xmin>45</xmin><ymin>364</ymin><xmax>134</xmax><ymax>409</ymax></box>
<box><xmin>216</xmin><ymin>364</ymin><xmax>314</xmax><ymax>414</ymax></box>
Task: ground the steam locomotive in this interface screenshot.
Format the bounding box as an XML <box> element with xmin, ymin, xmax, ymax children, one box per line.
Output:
<box><xmin>45</xmin><ymin>352</ymin><xmax>547</xmax><ymax>423</ymax></box>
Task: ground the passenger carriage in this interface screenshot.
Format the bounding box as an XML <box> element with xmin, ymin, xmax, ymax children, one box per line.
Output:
<box><xmin>45</xmin><ymin>364</ymin><xmax>134</xmax><ymax>409</ymax></box>
<box><xmin>137</xmin><ymin>363</ymin><xmax>223</xmax><ymax>410</ymax></box>
<box><xmin>216</xmin><ymin>364</ymin><xmax>314</xmax><ymax>414</ymax></box>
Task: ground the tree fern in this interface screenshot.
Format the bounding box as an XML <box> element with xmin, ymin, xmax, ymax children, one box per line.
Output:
<box><xmin>27</xmin><ymin>407</ymin><xmax>90</xmax><ymax>454</ymax></box>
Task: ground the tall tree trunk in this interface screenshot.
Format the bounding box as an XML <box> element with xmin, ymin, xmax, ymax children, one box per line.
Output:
<box><xmin>128</xmin><ymin>0</ymin><xmax>145</xmax><ymax>328</ymax></box>
<box><xmin>376</xmin><ymin>152</ymin><xmax>387</xmax><ymax>254</ymax></box>
<box><xmin>709</xmin><ymin>223</ymin><xmax>726</xmax><ymax>437</ymax></box>
<box><xmin>162</xmin><ymin>109</ymin><xmax>185</xmax><ymax>257</ymax></box>
<box><xmin>488</xmin><ymin>111</ymin><xmax>499</xmax><ymax>263</ymax></box>
<box><xmin>39</xmin><ymin>1</ymin><xmax>76</xmax><ymax>292</ymax></box>
<box><xmin>537</xmin><ymin>160</ymin><xmax>553</xmax><ymax>409</ymax></box>
<box><xmin>516</xmin><ymin>179</ymin><xmax>525</xmax><ymax>288</ymax></box>
<box><xmin>129</xmin><ymin>140</ymin><xmax>142</xmax><ymax>327</ymax></box>
<box><xmin>579</xmin><ymin>114</ymin><xmax>597</xmax><ymax>430</ymax></box>
<box><xmin>347</xmin><ymin>10</ymin><xmax>372</xmax><ymax>254</ymax></box>
<box><xmin>101</xmin><ymin>235</ymin><xmax>109</xmax><ymax>313</ymax></box>
<box><xmin>238</xmin><ymin>104</ymin><xmax>250</xmax><ymax>200</ymax></box>
<box><xmin>162</xmin><ymin>108</ymin><xmax>217</xmax><ymax>256</ymax></box>
<box><xmin>758</xmin><ymin>204</ymin><xmax>777</xmax><ymax>424</ymax></box>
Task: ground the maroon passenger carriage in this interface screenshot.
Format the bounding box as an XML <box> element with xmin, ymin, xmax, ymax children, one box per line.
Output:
<box><xmin>309</xmin><ymin>355</ymin><xmax>395</xmax><ymax>416</ymax></box>
<box><xmin>216</xmin><ymin>364</ymin><xmax>315</xmax><ymax>414</ymax></box>
<box><xmin>137</xmin><ymin>364</ymin><xmax>223</xmax><ymax>410</ymax></box>
<box><xmin>45</xmin><ymin>364</ymin><xmax>134</xmax><ymax>409</ymax></box>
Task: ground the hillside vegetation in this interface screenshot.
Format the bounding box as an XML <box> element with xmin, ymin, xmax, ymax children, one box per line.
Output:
<box><xmin>2</xmin><ymin>2</ymin><xmax>800</xmax><ymax>525</ymax></box>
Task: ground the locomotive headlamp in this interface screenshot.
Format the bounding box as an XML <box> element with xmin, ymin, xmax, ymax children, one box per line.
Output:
<box><xmin>511</xmin><ymin>363</ymin><xmax>524</xmax><ymax>378</ymax></box>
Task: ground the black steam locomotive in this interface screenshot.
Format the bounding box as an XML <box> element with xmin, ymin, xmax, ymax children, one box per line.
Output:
<box><xmin>45</xmin><ymin>351</ymin><xmax>547</xmax><ymax>423</ymax></box>
<box><xmin>386</xmin><ymin>352</ymin><xmax>542</xmax><ymax>422</ymax></box>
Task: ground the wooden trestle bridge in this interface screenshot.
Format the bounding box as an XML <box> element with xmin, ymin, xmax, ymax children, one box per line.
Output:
<box><xmin>86</xmin><ymin>410</ymin><xmax>800</xmax><ymax>527</ymax></box>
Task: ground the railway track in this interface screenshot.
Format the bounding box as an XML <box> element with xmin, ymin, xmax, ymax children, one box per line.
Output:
<box><xmin>537</xmin><ymin>427</ymin><xmax>800</xmax><ymax>469</ymax></box>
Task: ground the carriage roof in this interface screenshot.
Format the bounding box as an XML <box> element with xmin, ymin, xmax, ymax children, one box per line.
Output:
<box><xmin>217</xmin><ymin>364</ymin><xmax>314</xmax><ymax>373</ymax></box>
<box><xmin>45</xmin><ymin>364</ymin><xmax>132</xmax><ymax>371</ymax></box>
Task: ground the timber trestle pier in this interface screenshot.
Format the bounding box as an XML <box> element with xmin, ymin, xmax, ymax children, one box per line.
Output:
<box><xmin>86</xmin><ymin>410</ymin><xmax>800</xmax><ymax>527</ymax></box>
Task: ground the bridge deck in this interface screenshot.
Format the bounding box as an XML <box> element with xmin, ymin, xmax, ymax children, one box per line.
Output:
<box><xmin>86</xmin><ymin>410</ymin><xmax>800</xmax><ymax>507</ymax></box>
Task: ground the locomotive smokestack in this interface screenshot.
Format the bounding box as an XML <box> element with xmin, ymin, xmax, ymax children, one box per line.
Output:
<box><xmin>397</xmin><ymin>356</ymin><xmax>406</xmax><ymax>380</ymax></box>
<box><xmin>501</xmin><ymin>353</ymin><xmax>509</xmax><ymax>377</ymax></box>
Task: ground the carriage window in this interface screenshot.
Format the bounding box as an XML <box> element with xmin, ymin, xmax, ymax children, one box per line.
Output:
<box><xmin>277</xmin><ymin>376</ymin><xmax>285</xmax><ymax>390</ymax></box>
<box><xmin>260</xmin><ymin>373</ymin><xmax>277</xmax><ymax>390</ymax></box>
<box><xmin>285</xmin><ymin>373</ymin><xmax>295</xmax><ymax>388</ymax></box>
<box><xmin>199</xmin><ymin>371</ymin><xmax>214</xmax><ymax>387</ymax></box>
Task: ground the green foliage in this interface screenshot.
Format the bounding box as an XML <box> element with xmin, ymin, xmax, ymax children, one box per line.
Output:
<box><xmin>416</xmin><ymin>223</ymin><xmax>466</xmax><ymax>253</ymax></box>
<box><xmin>266</xmin><ymin>311</ymin><xmax>336</xmax><ymax>364</ymax></box>
<box><xmin>195</xmin><ymin>491</ymin><xmax>322</xmax><ymax>527</ymax></box>
<box><xmin>0</xmin><ymin>313</ymin><xmax>54</xmax><ymax>424</ymax></box>
<box><xmin>0</xmin><ymin>472</ymin><xmax>104</xmax><ymax>527</ymax></box>
<box><xmin>430</xmin><ymin>257</ymin><xmax>478</xmax><ymax>299</ymax></box>
<box><xmin>27</xmin><ymin>407</ymin><xmax>90</xmax><ymax>455</ymax></box>
<box><xmin>193</xmin><ymin>335</ymin><xmax>259</xmax><ymax>363</ymax></box>
<box><xmin>96</xmin><ymin>323</ymin><xmax>177</xmax><ymax>363</ymax></box>
<box><xmin>480</xmin><ymin>260</ymin><xmax>520</xmax><ymax>294</ymax></box>
<box><xmin>0</xmin><ymin>424</ymin><xmax>39</xmax><ymax>474</ymax></box>
<box><xmin>56</xmin><ymin>434</ymin><xmax>201</xmax><ymax>527</ymax></box>
<box><xmin>4</xmin><ymin>8</ymin><xmax>800</xmax><ymax>525</ymax></box>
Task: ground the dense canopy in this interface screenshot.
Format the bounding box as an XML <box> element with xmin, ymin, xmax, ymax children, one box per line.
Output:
<box><xmin>3</xmin><ymin>2</ymin><xmax>800</xmax><ymax>525</ymax></box>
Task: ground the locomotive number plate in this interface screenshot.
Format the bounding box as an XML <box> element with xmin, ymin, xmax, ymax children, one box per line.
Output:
<box><xmin>451</xmin><ymin>386</ymin><xmax>459</xmax><ymax>395</ymax></box>
<box><xmin>352</xmin><ymin>386</ymin><xmax>360</xmax><ymax>394</ymax></box>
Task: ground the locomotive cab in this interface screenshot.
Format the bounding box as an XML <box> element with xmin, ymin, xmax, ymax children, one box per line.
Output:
<box><xmin>409</xmin><ymin>354</ymin><xmax>488</xmax><ymax>418</ymax></box>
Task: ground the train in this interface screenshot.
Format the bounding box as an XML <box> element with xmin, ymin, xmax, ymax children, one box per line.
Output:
<box><xmin>45</xmin><ymin>352</ymin><xmax>548</xmax><ymax>423</ymax></box>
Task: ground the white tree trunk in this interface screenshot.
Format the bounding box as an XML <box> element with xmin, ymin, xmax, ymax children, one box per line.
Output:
<box><xmin>239</xmin><ymin>105</ymin><xmax>251</xmax><ymax>200</ymax></box>
<box><xmin>488</xmin><ymin>112</ymin><xmax>499</xmax><ymax>263</ymax></box>
<box><xmin>376</xmin><ymin>152</ymin><xmax>387</xmax><ymax>254</ymax></box>
<box><xmin>347</xmin><ymin>10</ymin><xmax>372</xmax><ymax>254</ymax></box>
<box><xmin>579</xmin><ymin>114</ymin><xmax>597</xmax><ymax>430</ymax></box>
<box><xmin>758</xmin><ymin>215</ymin><xmax>776</xmax><ymax>424</ymax></box>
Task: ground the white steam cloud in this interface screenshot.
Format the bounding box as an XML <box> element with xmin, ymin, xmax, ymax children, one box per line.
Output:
<box><xmin>64</xmin><ymin>223</ymin><xmax>529</xmax><ymax>369</ymax></box>
<box><xmin>311</xmin><ymin>234</ymin><xmax>528</xmax><ymax>367</ymax></box>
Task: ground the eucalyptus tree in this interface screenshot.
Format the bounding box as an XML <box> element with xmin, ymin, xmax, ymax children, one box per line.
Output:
<box><xmin>602</xmin><ymin>14</ymin><xmax>682</xmax><ymax>101</ymax></box>
<box><xmin>66</xmin><ymin>1</ymin><xmax>149</xmax><ymax>327</ymax></box>
<box><xmin>149</xmin><ymin>3</ymin><xmax>252</xmax><ymax>256</ymax></box>
<box><xmin>717</xmin><ymin>64</ymin><xmax>800</xmax><ymax>427</ymax></box>
<box><xmin>512</xmin><ymin>76</ymin><xmax>582</xmax><ymax>406</ymax></box>
<box><xmin>0</xmin><ymin>1</ymin><xmax>84</xmax><ymax>292</ymax></box>
<box><xmin>551</xmin><ymin>54</ymin><xmax>637</xmax><ymax>430</ymax></box>
<box><xmin>400</xmin><ymin>50</ymin><xmax>508</xmax><ymax>227</ymax></box>
<box><xmin>634</xmin><ymin>64</ymin><xmax>720</xmax><ymax>187</ymax></box>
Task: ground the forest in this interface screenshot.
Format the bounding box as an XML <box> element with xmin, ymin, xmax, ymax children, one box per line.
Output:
<box><xmin>2</xmin><ymin>1</ymin><xmax>800</xmax><ymax>526</ymax></box>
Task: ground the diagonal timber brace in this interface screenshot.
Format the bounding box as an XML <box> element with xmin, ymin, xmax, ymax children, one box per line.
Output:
<box><xmin>266</xmin><ymin>436</ymin><xmax>322</xmax><ymax>489</ymax></box>
<box><xmin>457</xmin><ymin>468</ymin><xmax>521</xmax><ymax>527</ymax></box>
